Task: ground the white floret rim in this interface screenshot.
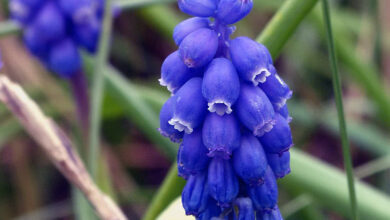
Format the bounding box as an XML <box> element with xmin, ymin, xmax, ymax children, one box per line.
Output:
<box><xmin>168</xmin><ymin>117</ymin><xmax>193</xmax><ymax>134</ymax></box>
<box><xmin>208</xmin><ymin>100</ymin><xmax>232</xmax><ymax>116</ymax></box>
<box><xmin>251</xmin><ymin>68</ymin><xmax>271</xmax><ymax>86</ymax></box>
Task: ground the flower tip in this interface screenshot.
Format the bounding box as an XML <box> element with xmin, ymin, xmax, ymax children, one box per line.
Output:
<box><xmin>252</xmin><ymin>68</ymin><xmax>271</xmax><ymax>86</ymax></box>
<box><xmin>276</xmin><ymin>167</ymin><xmax>291</xmax><ymax>179</ymax></box>
<box><xmin>207</xmin><ymin>100</ymin><xmax>232</xmax><ymax>116</ymax></box>
<box><xmin>158</xmin><ymin>78</ymin><xmax>175</xmax><ymax>93</ymax></box>
<box><xmin>158</xmin><ymin>128</ymin><xmax>182</xmax><ymax>143</ymax></box>
<box><xmin>207</xmin><ymin>147</ymin><xmax>231</xmax><ymax>159</ymax></box>
<box><xmin>169</xmin><ymin>118</ymin><xmax>193</xmax><ymax>134</ymax></box>
<box><xmin>253</xmin><ymin>119</ymin><xmax>276</xmax><ymax>137</ymax></box>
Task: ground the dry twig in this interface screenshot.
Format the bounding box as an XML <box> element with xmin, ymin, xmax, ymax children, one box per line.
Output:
<box><xmin>0</xmin><ymin>75</ymin><xmax>127</xmax><ymax>220</ymax></box>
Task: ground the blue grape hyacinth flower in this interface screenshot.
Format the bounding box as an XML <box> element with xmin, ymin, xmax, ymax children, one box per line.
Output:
<box><xmin>10</xmin><ymin>0</ymin><xmax>103</xmax><ymax>78</ymax></box>
<box><xmin>159</xmin><ymin>0</ymin><xmax>294</xmax><ymax>219</ymax></box>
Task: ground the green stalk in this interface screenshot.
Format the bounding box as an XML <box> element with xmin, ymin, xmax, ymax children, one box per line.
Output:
<box><xmin>0</xmin><ymin>20</ymin><xmax>20</xmax><ymax>37</ymax></box>
<box><xmin>142</xmin><ymin>164</ymin><xmax>186</xmax><ymax>220</ymax></box>
<box><xmin>88</xmin><ymin>0</ymin><xmax>113</xmax><ymax>178</ymax></box>
<box><xmin>320</xmin><ymin>0</ymin><xmax>357</xmax><ymax>219</ymax></box>
<box><xmin>256</xmin><ymin>0</ymin><xmax>318</xmax><ymax>59</ymax></box>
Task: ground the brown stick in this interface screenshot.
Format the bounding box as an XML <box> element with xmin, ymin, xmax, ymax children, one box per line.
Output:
<box><xmin>0</xmin><ymin>75</ymin><xmax>127</xmax><ymax>220</ymax></box>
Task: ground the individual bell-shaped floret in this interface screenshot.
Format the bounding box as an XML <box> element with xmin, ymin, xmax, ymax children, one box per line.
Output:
<box><xmin>236</xmin><ymin>83</ymin><xmax>275</xmax><ymax>137</ymax></box>
<box><xmin>182</xmin><ymin>172</ymin><xmax>210</xmax><ymax>217</ymax></box>
<box><xmin>276</xmin><ymin>104</ymin><xmax>291</xmax><ymax>123</ymax></box>
<box><xmin>202</xmin><ymin>113</ymin><xmax>240</xmax><ymax>158</ymax></box>
<box><xmin>216</xmin><ymin>0</ymin><xmax>253</xmax><ymax>24</ymax></box>
<box><xmin>173</xmin><ymin>17</ymin><xmax>210</xmax><ymax>45</ymax></box>
<box><xmin>267</xmin><ymin>151</ymin><xmax>290</xmax><ymax>179</ymax></box>
<box><xmin>31</xmin><ymin>2</ymin><xmax>66</xmax><ymax>42</ymax></box>
<box><xmin>48</xmin><ymin>39</ymin><xmax>81</xmax><ymax>77</ymax></box>
<box><xmin>59</xmin><ymin>0</ymin><xmax>98</xmax><ymax>25</ymax></box>
<box><xmin>197</xmin><ymin>198</ymin><xmax>222</xmax><ymax>220</ymax></box>
<box><xmin>160</xmin><ymin>51</ymin><xmax>201</xmax><ymax>93</ymax></box>
<box><xmin>178</xmin><ymin>129</ymin><xmax>210</xmax><ymax>178</ymax></box>
<box><xmin>259</xmin><ymin>65</ymin><xmax>292</xmax><ymax>110</ymax></box>
<box><xmin>179</xmin><ymin>28</ymin><xmax>218</xmax><ymax>68</ymax></box>
<box><xmin>158</xmin><ymin>95</ymin><xmax>183</xmax><ymax>143</ymax></box>
<box><xmin>233</xmin><ymin>197</ymin><xmax>255</xmax><ymax>220</ymax></box>
<box><xmin>208</xmin><ymin>157</ymin><xmax>239</xmax><ymax>207</ymax></box>
<box><xmin>178</xmin><ymin>0</ymin><xmax>218</xmax><ymax>17</ymax></box>
<box><xmin>248</xmin><ymin>167</ymin><xmax>278</xmax><ymax>211</ymax></box>
<box><xmin>169</xmin><ymin>77</ymin><xmax>207</xmax><ymax>134</ymax></box>
<box><xmin>258</xmin><ymin>114</ymin><xmax>292</xmax><ymax>154</ymax></box>
<box><xmin>233</xmin><ymin>133</ymin><xmax>267</xmax><ymax>185</ymax></box>
<box><xmin>23</xmin><ymin>26</ymin><xmax>48</xmax><ymax>58</ymax></box>
<box><xmin>9</xmin><ymin>0</ymin><xmax>44</xmax><ymax>25</ymax></box>
<box><xmin>257</xmin><ymin>206</ymin><xmax>283</xmax><ymax>220</ymax></box>
<box><xmin>73</xmin><ymin>20</ymin><xmax>101</xmax><ymax>53</ymax></box>
<box><xmin>230</xmin><ymin>37</ymin><xmax>272</xmax><ymax>86</ymax></box>
<box><xmin>202</xmin><ymin>58</ymin><xmax>240</xmax><ymax>116</ymax></box>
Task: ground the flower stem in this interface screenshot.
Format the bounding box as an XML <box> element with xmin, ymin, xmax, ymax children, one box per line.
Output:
<box><xmin>88</xmin><ymin>0</ymin><xmax>113</xmax><ymax>179</ymax></box>
<box><xmin>69</xmin><ymin>71</ymin><xmax>90</xmax><ymax>136</ymax></box>
<box><xmin>320</xmin><ymin>0</ymin><xmax>358</xmax><ymax>219</ymax></box>
<box><xmin>142</xmin><ymin>164</ymin><xmax>186</xmax><ymax>220</ymax></box>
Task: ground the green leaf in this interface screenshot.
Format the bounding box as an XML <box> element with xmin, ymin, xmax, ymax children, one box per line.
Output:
<box><xmin>320</xmin><ymin>0</ymin><xmax>357</xmax><ymax>218</ymax></box>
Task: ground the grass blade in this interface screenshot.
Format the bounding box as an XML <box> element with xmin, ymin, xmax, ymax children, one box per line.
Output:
<box><xmin>256</xmin><ymin>0</ymin><xmax>318</xmax><ymax>58</ymax></box>
<box><xmin>142</xmin><ymin>164</ymin><xmax>186</xmax><ymax>220</ymax></box>
<box><xmin>88</xmin><ymin>0</ymin><xmax>113</xmax><ymax>178</ymax></box>
<box><xmin>355</xmin><ymin>155</ymin><xmax>390</xmax><ymax>179</ymax></box>
<box><xmin>320</xmin><ymin>0</ymin><xmax>357</xmax><ymax>219</ymax></box>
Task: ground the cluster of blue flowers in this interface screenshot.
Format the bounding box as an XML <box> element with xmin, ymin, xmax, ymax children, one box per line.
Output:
<box><xmin>159</xmin><ymin>0</ymin><xmax>293</xmax><ymax>219</ymax></box>
<box><xmin>9</xmin><ymin>0</ymin><xmax>103</xmax><ymax>77</ymax></box>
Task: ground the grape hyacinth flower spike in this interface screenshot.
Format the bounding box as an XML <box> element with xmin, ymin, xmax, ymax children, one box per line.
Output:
<box><xmin>10</xmin><ymin>0</ymin><xmax>112</xmax><ymax>132</ymax></box>
<box><xmin>158</xmin><ymin>0</ymin><xmax>294</xmax><ymax>219</ymax></box>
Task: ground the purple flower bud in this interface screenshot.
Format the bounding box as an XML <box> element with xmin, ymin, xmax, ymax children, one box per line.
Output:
<box><xmin>178</xmin><ymin>129</ymin><xmax>210</xmax><ymax>178</ymax></box>
<box><xmin>233</xmin><ymin>197</ymin><xmax>255</xmax><ymax>220</ymax></box>
<box><xmin>276</xmin><ymin>104</ymin><xmax>291</xmax><ymax>123</ymax></box>
<box><xmin>9</xmin><ymin>0</ymin><xmax>44</xmax><ymax>25</ymax></box>
<box><xmin>257</xmin><ymin>206</ymin><xmax>283</xmax><ymax>220</ymax></box>
<box><xmin>208</xmin><ymin>157</ymin><xmax>239</xmax><ymax>207</ymax></box>
<box><xmin>267</xmin><ymin>151</ymin><xmax>290</xmax><ymax>179</ymax></box>
<box><xmin>179</xmin><ymin>28</ymin><xmax>218</xmax><ymax>68</ymax></box>
<box><xmin>23</xmin><ymin>26</ymin><xmax>48</xmax><ymax>58</ymax></box>
<box><xmin>202</xmin><ymin>113</ymin><xmax>240</xmax><ymax>158</ymax></box>
<box><xmin>173</xmin><ymin>17</ymin><xmax>210</xmax><ymax>45</ymax></box>
<box><xmin>48</xmin><ymin>39</ymin><xmax>81</xmax><ymax>77</ymax></box>
<box><xmin>31</xmin><ymin>2</ymin><xmax>66</xmax><ymax>42</ymax></box>
<box><xmin>233</xmin><ymin>133</ymin><xmax>267</xmax><ymax>185</ymax></box>
<box><xmin>159</xmin><ymin>96</ymin><xmax>183</xmax><ymax>143</ymax></box>
<box><xmin>216</xmin><ymin>0</ymin><xmax>253</xmax><ymax>24</ymax></box>
<box><xmin>160</xmin><ymin>51</ymin><xmax>201</xmax><ymax>93</ymax></box>
<box><xmin>73</xmin><ymin>20</ymin><xmax>100</xmax><ymax>53</ymax></box>
<box><xmin>258</xmin><ymin>114</ymin><xmax>292</xmax><ymax>154</ymax></box>
<box><xmin>202</xmin><ymin>58</ymin><xmax>240</xmax><ymax>116</ymax></box>
<box><xmin>198</xmin><ymin>198</ymin><xmax>222</xmax><ymax>220</ymax></box>
<box><xmin>178</xmin><ymin>0</ymin><xmax>217</xmax><ymax>17</ymax></box>
<box><xmin>259</xmin><ymin>66</ymin><xmax>292</xmax><ymax>110</ymax></box>
<box><xmin>169</xmin><ymin>77</ymin><xmax>207</xmax><ymax>134</ymax></box>
<box><xmin>229</xmin><ymin>37</ymin><xmax>272</xmax><ymax>86</ymax></box>
<box><xmin>236</xmin><ymin>83</ymin><xmax>275</xmax><ymax>137</ymax></box>
<box><xmin>248</xmin><ymin>167</ymin><xmax>278</xmax><ymax>211</ymax></box>
<box><xmin>182</xmin><ymin>172</ymin><xmax>210</xmax><ymax>217</ymax></box>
